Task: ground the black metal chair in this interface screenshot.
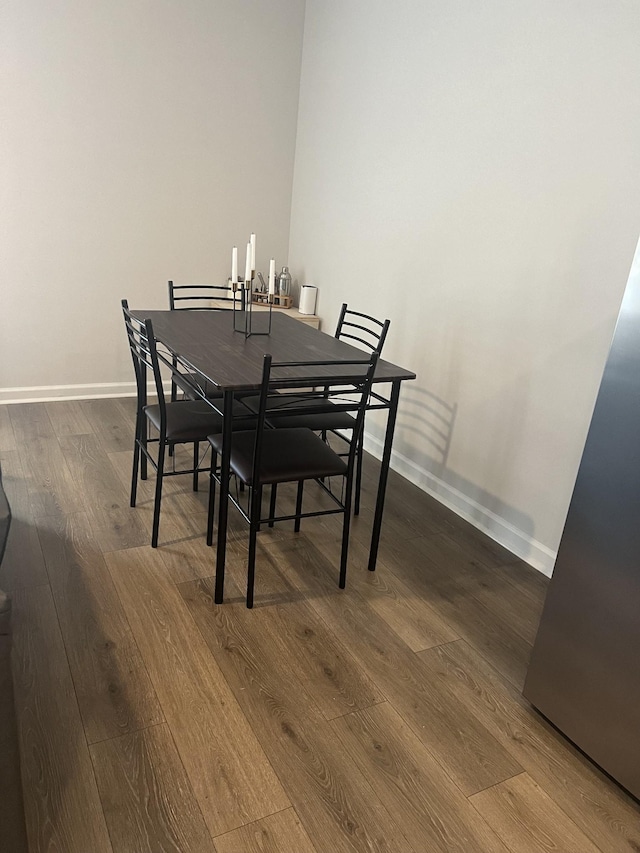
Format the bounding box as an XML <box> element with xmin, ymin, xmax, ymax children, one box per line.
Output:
<box><xmin>206</xmin><ymin>351</ymin><xmax>378</xmax><ymax>608</ymax></box>
<box><xmin>168</xmin><ymin>281</ymin><xmax>245</xmax><ymax>312</ymax></box>
<box><xmin>122</xmin><ymin>300</ymin><xmax>253</xmax><ymax>547</ymax></box>
<box><xmin>244</xmin><ymin>304</ymin><xmax>390</xmax><ymax>515</ymax></box>
<box><xmin>333</xmin><ymin>303</ymin><xmax>390</xmax><ymax>354</ymax></box>
<box><xmin>168</xmin><ymin>281</ymin><xmax>245</xmax><ymax>402</ymax></box>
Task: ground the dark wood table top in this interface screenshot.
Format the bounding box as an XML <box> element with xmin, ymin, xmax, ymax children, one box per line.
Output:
<box><xmin>133</xmin><ymin>310</ymin><xmax>416</xmax><ymax>392</ymax></box>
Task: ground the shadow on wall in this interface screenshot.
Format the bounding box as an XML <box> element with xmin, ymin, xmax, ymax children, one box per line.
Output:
<box><xmin>394</xmin><ymin>386</ymin><xmax>457</xmax><ymax>475</ymax></box>
<box><xmin>366</xmin><ymin>383</ymin><xmax>537</xmax><ymax>560</ymax></box>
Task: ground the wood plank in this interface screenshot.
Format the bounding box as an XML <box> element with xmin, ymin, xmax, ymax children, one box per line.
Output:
<box><xmin>375</xmin><ymin>488</ymin><xmax>459</xmax><ymax>537</ymax></box>
<box><xmin>9</xmin><ymin>403</ymin><xmax>85</xmax><ymax>517</ymax></box>
<box><xmin>470</xmin><ymin>773</ymin><xmax>601</xmax><ymax>853</ymax></box>
<box><xmin>0</xmin><ymin>404</ymin><xmax>17</xmax><ymax>450</ymax></box>
<box><xmin>115</xmin><ymin>395</ymin><xmax>139</xmax><ymax>428</ymax></box>
<box><xmin>105</xmin><ymin>545</ymin><xmax>289</xmax><ymax>837</ymax></box>
<box><xmin>109</xmin><ymin>446</ymin><xmax>279</xmax><ymax>579</ymax></box>
<box><xmin>259</xmin><ymin>600</ymin><xmax>384</xmax><ymax>720</ymax></box>
<box><xmin>470</xmin><ymin>575</ymin><xmax>544</xmax><ymax>647</ymax></box>
<box><xmin>331</xmin><ymin>702</ymin><xmax>510</xmax><ymax>853</ymax></box>
<box><xmin>90</xmin><ymin>723</ymin><xmax>215</xmax><ymax>853</ymax></box>
<box><xmin>435</xmin><ymin>531</ymin><xmax>548</xmax><ymax>636</ymax></box>
<box><xmin>0</xmin><ymin>635</ymin><xmax>29</xmax><ymax>853</ymax></box>
<box><xmin>396</xmin><ymin>530</ymin><xmax>538</xmax><ymax>608</ymax></box>
<box><xmin>0</xmin><ymin>450</ymin><xmax>49</xmax><ymax>592</ymax></box>
<box><xmin>426</xmin><ymin>511</ymin><xmax>550</xmax><ymax>598</ymax></box>
<box><xmin>108</xmin><ymin>447</ymin><xmax>221</xmax><ymax>576</ymax></box>
<box><xmin>81</xmin><ymin>398</ymin><xmax>137</xmax><ymax>454</ymax></box>
<box><xmin>274</xmin><ymin>538</ymin><xmax>523</xmax><ymax>796</ymax></box>
<box><xmin>399</xmin><ymin>531</ymin><xmax>546</xmax><ymax>647</ymax></box>
<box><xmin>214</xmin><ymin>808</ymin><xmax>318</xmax><ymax>853</ymax></box>
<box><xmin>349</xmin><ymin>500</ymin><xmax>445</xmax><ymax>547</ymax></box>
<box><xmin>375</xmin><ymin>533</ymin><xmax>536</xmax><ymax>688</ymax></box>
<box><xmin>108</xmin><ymin>447</ymin><xmax>211</xmax><ymax>520</ymax></box>
<box><xmin>58</xmin><ymin>433</ymin><xmax>149</xmax><ymax>552</ymax></box>
<box><xmin>8</xmin><ymin>401</ymin><xmax>59</xmax><ymax>442</ymax></box>
<box><xmin>417</xmin><ymin>640</ymin><xmax>640</xmax><ymax>853</ymax></box>
<box><xmin>437</xmin><ymin>521</ymin><xmax>521</xmax><ymax>570</ymax></box>
<box><xmin>11</xmin><ymin>584</ymin><xmax>113</xmax><ymax>853</ymax></box>
<box><xmin>179</xmin><ymin>574</ymin><xmax>415</xmax><ymax>853</ymax></box>
<box><xmin>494</xmin><ymin>559</ymin><xmax>549</xmax><ymax>605</ymax></box>
<box><xmin>44</xmin><ymin>400</ymin><xmax>93</xmax><ymax>437</ymax></box>
<box><xmin>318</xmin><ymin>480</ymin><xmax>426</xmax><ymax>553</ymax></box>
<box><xmin>347</xmin><ymin>459</ymin><xmax>463</xmax><ymax>544</ymax></box>
<box><xmin>303</xmin><ymin>504</ymin><xmax>434</xmax><ymax>591</ymax></box>
<box><xmin>188</xmin><ymin>551</ymin><xmax>383</xmax><ymax>721</ymax></box>
<box><xmin>34</xmin><ymin>511</ymin><xmax>164</xmax><ymax>743</ymax></box>
<box><xmin>334</xmin><ymin>537</ymin><xmax>460</xmax><ymax>652</ymax></box>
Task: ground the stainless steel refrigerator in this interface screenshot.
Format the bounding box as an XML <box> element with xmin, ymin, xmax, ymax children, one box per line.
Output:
<box><xmin>524</xmin><ymin>253</ymin><xmax>640</xmax><ymax>801</ymax></box>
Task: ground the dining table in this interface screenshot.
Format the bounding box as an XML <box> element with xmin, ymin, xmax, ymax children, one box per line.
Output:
<box><xmin>131</xmin><ymin>309</ymin><xmax>416</xmax><ymax>602</ymax></box>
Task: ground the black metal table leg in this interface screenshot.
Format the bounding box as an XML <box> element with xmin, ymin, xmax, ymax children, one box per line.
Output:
<box><xmin>214</xmin><ymin>389</ymin><xmax>234</xmax><ymax>603</ymax></box>
<box><xmin>368</xmin><ymin>379</ymin><xmax>401</xmax><ymax>572</ymax></box>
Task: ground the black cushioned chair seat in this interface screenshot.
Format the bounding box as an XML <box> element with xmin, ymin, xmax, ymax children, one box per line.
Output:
<box><xmin>268</xmin><ymin>409</ymin><xmax>357</xmax><ymax>431</ymax></box>
<box><xmin>209</xmin><ymin>428</ymin><xmax>348</xmax><ymax>486</ymax></box>
<box><xmin>242</xmin><ymin>394</ymin><xmax>357</xmax><ymax>431</ymax></box>
<box><xmin>145</xmin><ymin>400</ymin><xmax>254</xmax><ymax>442</ymax></box>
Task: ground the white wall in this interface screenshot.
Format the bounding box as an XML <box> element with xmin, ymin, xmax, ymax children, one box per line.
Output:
<box><xmin>0</xmin><ymin>0</ymin><xmax>305</xmax><ymax>400</ymax></box>
<box><xmin>289</xmin><ymin>0</ymin><xmax>640</xmax><ymax>572</ymax></box>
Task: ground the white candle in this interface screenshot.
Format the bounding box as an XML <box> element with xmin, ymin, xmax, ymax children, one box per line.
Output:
<box><xmin>268</xmin><ymin>258</ymin><xmax>276</xmax><ymax>295</ymax></box>
<box><xmin>250</xmin><ymin>233</ymin><xmax>256</xmax><ymax>272</ymax></box>
<box><xmin>244</xmin><ymin>241</ymin><xmax>252</xmax><ymax>287</ymax></box>
<box><xmin>231</xmin><ymin>246</ymin><xmax>238</xmax><ymax>284</ymax></box>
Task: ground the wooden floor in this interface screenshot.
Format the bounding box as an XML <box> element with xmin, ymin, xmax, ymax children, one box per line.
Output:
<box><xmin>1</xmin><ymin>397</ymin><xmax>639</xmax><ymax>852</ymax></box>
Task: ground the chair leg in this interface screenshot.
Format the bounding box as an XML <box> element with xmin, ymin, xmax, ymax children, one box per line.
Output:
<box><xmin>141</xmin><ymin>419</ymin><xmax>148</xmax><ymax>480</ymax></box>
<box><xmin>170</xmin><ymin>356</ymin><xmax>179</xmax><ymax>402</ymax></box>
<box><xmin>339</xmin><ymin>473</ymin><xmax>355</xmax><ymax>589</ymax></box>
<box><xmin>131</xmin><ymin>442</ymin><xmax>140</xmax><ymax>507</ymax></box>
<box><xmin>151</xmin><ymin>439</ymin><xmax>166</xmax><ymax>548</ymax></box>
<box><xmin>268</xmin><ymin>483</ymin><xmax>278</xmax><ymax>528</ymax></box>
<box><xmin>294</xmin><ymin>481</ymin><xmax>304</xmax><ymax>532</ymax></box>
<box><xmin>130</xmin><ymin>412</ymin><xmax>142</xmax><ymax>507</ymax></box>
<box><xmin>206</xmin><ymin>452</ymin><xmax>217</xmax><ymax>546</ymax></box>
<box><xmin>193</xmin><ymin>441</ymin><xmax>199</xmax><ymax>492</ymax></box>
<box><xmin>168</xmin><ymin>355</ymin><xmax>179</xmax><ymax>455</ymax></box>
<box><xmin>354</xmin><ymin>431</ymin><xmax>364</xmax><ymax>516</ymax></box>
<box><xmin>247</xmin><ymin>485</ymin><xmax>262</xmax><ymax>608</ymax></box>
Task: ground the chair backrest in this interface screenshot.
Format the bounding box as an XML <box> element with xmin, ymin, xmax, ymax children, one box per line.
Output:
<box><xmin>251</xmin><ymin>352</ymin><xmax>378</xmax><ymax>485</ymax></box>
<box><xmin>168</xmin><ymin>281</ymin><xmax>245</xmax><ymax>311</ymax></box>
<box><xmin>122</xmin><ymin>300</ymin><xmax>167</xmax><ymax>422</ymax></box>
<box><xmin>335</xmin><ymin>304</ymin><xmax>390</xmax><ymax>355</ymax></box>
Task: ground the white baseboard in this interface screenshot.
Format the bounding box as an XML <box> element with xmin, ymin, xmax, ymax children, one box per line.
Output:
<box><xmin>0</xmin><ymin>382</ymin><xmax>140</xmax><ymax>405</ymax></box>
<box><xmin>0</xmin><ymin>380</ymin><xmax>176</xmax><ymax>405</ymax></box>
<box><xmin>364</xmin><ymin>431</ymin><xmax>556</xmax><ymax>578</ymax></box>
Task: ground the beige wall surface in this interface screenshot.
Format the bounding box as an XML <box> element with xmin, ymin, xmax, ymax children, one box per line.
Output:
<box><xmin>289</xmin><ymin>0</ymin><xmax>640</xmax><ymax>571</ymax></box>
<box><xmin>1</xmin><ymin>0</ymin><xmax>305</xmax><ymax>397</ymax></box>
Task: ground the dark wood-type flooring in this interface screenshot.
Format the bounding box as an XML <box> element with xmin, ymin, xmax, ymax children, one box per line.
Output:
<box><xmin>1</xmin><ymin>397</ymin><xmax>639</xmax><ymax>852</ymax></box>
